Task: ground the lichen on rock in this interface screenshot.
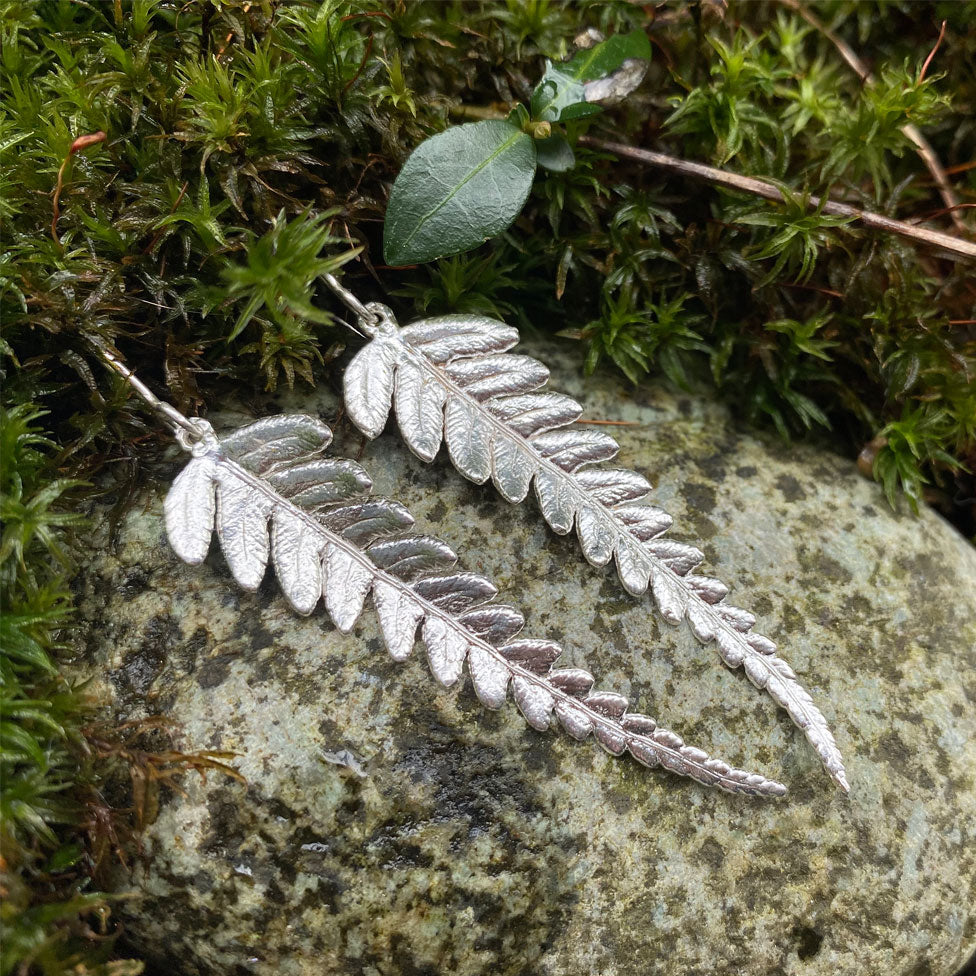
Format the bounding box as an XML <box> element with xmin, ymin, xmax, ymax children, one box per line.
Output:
<box><xmin>75</xmin><ymin>344</ymin><xmax>976</xmax><ymax>976</ymax></box>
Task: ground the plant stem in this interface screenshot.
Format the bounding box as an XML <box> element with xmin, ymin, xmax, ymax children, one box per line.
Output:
<box><xmin>579</xmin><ymin>136</ymin><xmax>976</xmax><ymax>262</ymax></box>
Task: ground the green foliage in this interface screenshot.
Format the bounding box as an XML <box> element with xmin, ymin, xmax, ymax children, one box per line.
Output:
<box><xmin>531</xmin><ymin>28</ymin><xmax>650</xmax><ymax>122</ymax></box>
<box><xmin>668</xmin><ymin>31</ymin><xmax>786</xmax><ymax>166</ymax></box>
<box><xmin>0</xmin><ymin>404</ymin><xmax>140</xmax><ymax>975</ymax></box>
<box><xmin>216</xmin><ymin>209</ymin><xmax>355</xmax><ymax>386</ymax></box>
<box><xmin>724</xmin><ymin>189</ymin><xmax>853</xmax><ymax>286</ymax></box>
<box><xmin>393</xmin><ymin>252</ymin><xmax>520</xmax><ymax>320</ymax></box>
<box><xmin>873</xmin><ymin>405</ymin><xmax>962</xmax><ymax>511</ymax></box>
<box><xmin>1</xmin><ymin>2</ymin><xmax>975</xmax><ymax>966</ymax></box>
<box><xmin>374</xmin><ymin>51</ymin><xmax>418</xmax><ymax>117</ymax></box>
<box><xmin>383</xmin><ymin>26</ymin><xmax>651</xmax><ymax>264</ymax></box>
<box><xmin>577</xmin><ymin>290</ymin><xmax>705</xmax><ymax>389</ymax></box>
<box><xmin>820</xmin><ymin>62</ymin><xmax>952</xmax><ymax>195</ymax></box>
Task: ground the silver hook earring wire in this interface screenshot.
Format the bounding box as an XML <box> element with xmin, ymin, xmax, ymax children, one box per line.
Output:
<box><xmin>321</xmin><ymin>272</ymin><xmax>381</xmax><ymax>335</ymax></box>
<box><xmin>89</xmin><ymin>337</ymin><xmax>202</xmax><ymax>442</ymax></box>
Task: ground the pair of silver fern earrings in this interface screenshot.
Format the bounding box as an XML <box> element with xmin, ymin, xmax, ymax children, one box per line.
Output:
<box><xmin>96</xmin><ymin>271</ymin><xmax>848</xmax><ymax>800</ymax></box>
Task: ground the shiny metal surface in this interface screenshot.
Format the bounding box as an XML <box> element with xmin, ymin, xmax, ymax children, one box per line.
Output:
<box><xmin>161</xmin><ymin>412</ymin><xmax>788</xmax><ymax>797</ymax></box>
<box><xmin>343</xmin><ymin>311</ymin><xmax>849</xmax><ymax>792</ymax></box>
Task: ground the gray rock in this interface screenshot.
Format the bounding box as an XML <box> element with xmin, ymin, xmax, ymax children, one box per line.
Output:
<box><xmin>76</xmin><ymin>343</ymin><xmax>976</xmax><ymax>976</ymax></box>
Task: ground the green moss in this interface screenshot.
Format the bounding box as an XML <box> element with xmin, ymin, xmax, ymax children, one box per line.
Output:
<box><xmin>1</xmin><ymin>0</ymin><xmax>975</xmax><ymax>968</ymax></box>
<box><xmin>0</xmin><ymin>404</ymin><xmax>141</xmax><ymax>974</ymax></box>
<box><xmin>2</xmin><ymin>0</ymin><xmax>974</xmax><ymax>523</ymax></box>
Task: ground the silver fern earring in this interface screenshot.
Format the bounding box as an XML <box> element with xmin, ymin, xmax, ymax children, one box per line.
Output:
<box><xmin>94</xmin><ymin>343</ymin><xmax>786</xmax><ymax>798</ymax></box>
<box><xmin>320</xmin><ymin>274</ymin><xmax>849</xmax><ymax>793</ymax></box>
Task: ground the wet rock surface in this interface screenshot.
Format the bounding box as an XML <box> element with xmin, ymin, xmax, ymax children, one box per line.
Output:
<box><xmin>75</xmin><ymin>342</ymin><xmax>976</xmax><ymax>976</ymax></box>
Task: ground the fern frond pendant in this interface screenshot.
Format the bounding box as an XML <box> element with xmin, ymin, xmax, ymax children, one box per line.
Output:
<box><xmin>162</xmin><ymin>413</ymin><xmax>785</xmax><ymax>797</ymax></box>
<box><xmin>341</xmin><ymin>303</ymin><xmax>848</xmax><ymax>792</ymax></box>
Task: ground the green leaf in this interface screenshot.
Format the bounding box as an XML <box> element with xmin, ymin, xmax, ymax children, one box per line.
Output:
<box><xmin>530</xmin><ymin>30</ymin><xmax>651</xmax><ymax>123</ymax></box>
<box><xmin>507</xmin><ymin>103</ymin><xmax>531</xmax><ymax>128</ymax></box>
<box><xmin>0</xmin><ymin>720</ymin><xmax>47</xmax><ymax>765</ymax></box>
<box><xmin>384</xmin><ymin>120</ymin><xmax>537</xmax><ymax>266</ymax></box>
<box><xmin>535</xmin><ymin>134</ymin><xmax>576</xmax><ymax>172</ymax></box>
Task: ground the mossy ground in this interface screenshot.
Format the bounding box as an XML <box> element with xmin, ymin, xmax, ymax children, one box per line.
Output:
<box><xmin>1</xmin><ymin>1</ymin><xmax>974</xmax><ymax>971</ymax></box>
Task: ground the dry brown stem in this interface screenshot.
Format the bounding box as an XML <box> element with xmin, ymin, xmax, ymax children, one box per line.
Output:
<box><xmin>580</xmin><ymin>136</ymin><xmax>976</xmax><ymax>262</ymax></box>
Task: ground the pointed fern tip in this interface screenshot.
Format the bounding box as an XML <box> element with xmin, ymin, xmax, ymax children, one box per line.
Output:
<box><xmin>163</xmin><ymin>414</ymin><xmax>792</xmax><ymax>800</ymax></box>
<box><xmin>344</xmin><ymin>313</ymin><xmax>849</xmax><ymax>790</ymax></box>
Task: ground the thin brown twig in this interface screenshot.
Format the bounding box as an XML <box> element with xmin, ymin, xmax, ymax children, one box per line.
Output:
<box><xmin>776</xmin><ymin>0</ymin><xmax>969</xmax><ymax>237</ymax></box>
<box><xmin>343</xmin><ymin>33</ymin><xmax>373</xmax><ymax>95</ymax></box>
<box><xmin>910</xmin><ymin>203</ymin><xmax>976</xmax><ymax>225</ymax></box>
<box><xmin>901</xmin><ymin>127</ymin><xmax>968</xmax><ymax>237</ymax></box>
<box><xmin>944</xmin><ymin>160</ymin><xmax>976</xmax><ymax>176</ymax></box>
<box><xmin>579</xmin><ymin>136</ymin><xmax>976</xmax><ymax>262</ymax></box>
<box><xmin>779</xmin><ymin>281</ymin><xmax>845</xmax><ymax>299</ymax></box>
<box><xmin>919</xmin><ymin>20</ymin><xmax>947</xmax><ymax>82</ymax></box>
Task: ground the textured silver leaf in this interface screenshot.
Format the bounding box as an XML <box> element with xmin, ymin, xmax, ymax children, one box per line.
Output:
<box><xmin>344</xmin><ymin>313</ymin><xmax>849</xmax><ymax>792</ymax></box>
<box><xmin>458</xmin><ymin>604</ymin><xmax>524</xmax><ymax>645</ymax></box>
<box><xmin>585</xmin><ymin>691</ymin><xmax>629</xmax><ymax>719</ymax></box>
<box><xmin>615</xmin><ymin>538</ymin><xmax>650</xmax><ymax>596</ymax></box>
<box><xmin>492</xmin><ymin>435</ymin><xmax>533</xmax><ymax>503</ymax></box>
<box><xmin>614</xmin><ymin>503</ymin><xmax>673</xmax><ymax>541</ymax></box>
<box><xmin>534</xmin><ymin>467</ymin><xmax>575</xmax><ymax>535</ymax></box>
<box><xmin>530</xmin><ymin>429</ymin><xmax>619</xmax><ymax>472</ymax></box>
<box><xmin>512</xmin><ymin>676</ymin><xmax>554</xmax><ymax>731</ymax></box>
<box><xmin>372</xmin><ymin>579</ymin><xmax>423</xmax><ymax>662</ymax></box>
<box><xmin>342</xmin><ymin>336</ymin><xmax>400</xmax><ymax>438</ymax></box>
<box><xmin>646</xmin><ymin>539</ymin><xmax>705</xmax><ymax>576</ymax></box>
<box><xmin>400</xmin><ymin>315</ymin><xmax>518</xmax><ymax>363</ymax></box>
<box><xmin>651</xmin><ymin>565</ymin><xmax>688</xmax><ymax>624</ymax></box>
<box><xmin>576</xmin><ymin>502</ymin><xmax>614</xmax><ymax>567</ymax></box>
<box><xmin>272</xmin><ymin>507</ymin><xmax>324</xmax><ymax>615</ymax></box>
<box><xmin>368</xmin><ymin>535</ymin><xmax>457</xmax><ymax>582</ymax></box>
<box><xmin>219</xmin><ymin>415</ymin><xmax>333</xmax><ymax>474</ymax></box>
<box><xmin>548</xmin><ymin>668</ymin><xmax>595</xmax><ymax>696</ymax></box>
<box><xmin>395</xmin><ymin>357</ymin><xmax>445</xmax><ymax>462</ymax></box>
<box><xmin>324</xmin><ymin>546</ymin><xmax>372</xmax><ymax>633</ymax></box>
<box><xmin>164</xmin><ymin>455</ymin><xmax>217</xmax><ymax>566</ymax></box>
<box><xmin>445</xmin><ymin>396</ymin><xmax>492</xmax><ymax>484</ymax></box>
<box><xmin>487</xmin><ymin>392</ymin><xmax>582</xmax><ymax>437</ymax></box>
<box><xmin>467</xmin><ymin>643</ymin><xmax>510</xmax><ymax>708</ymax></box>
<box><xmin>555</xmin><ymin>701</ymin><xmax>593</xmax><ymax>739</ymax></box>
<box><xmin>411</xmin><ymin>572</ymin><xmax>497</xmax><ymax>614</ymax></box>
<box><xmin>443</xmin><ymin>353</ymin><xmax>549</xmax><ymax>401</ymax></box>
<box><xmin>500</xmin><ymin>639</ymin><xmax>562</xmax><ymax>674</ymax></box>
<box><xmin>162</xmin><ymin>414</ymin><xmax>786</xmax><ymax>797</ymax></box>
<box><xmin>423</xmin><ymin>615</ymin><xmax>468</xmax><ymax>686</ymax></box>
<box><xmin>323</xmin><ymin>500</ymin><xmax>415</xmax><ymax>547</ymax></box>
<box><xmin>575</xmin><ymin>467</ymin><xmax>652</xmax><ymax>506</ymax></box>
<box><xmin>715</xmin><ymin>603</ymin><xmax>757</xmax><ymax>632</ymax></box>
<box><xmin>215</xmin><ymin>467</ymin><xmax>273</xmax><ymax>590</ymax></box>
<box><xmin>594</xmin><ymin>723</ymin><xmax>627</xmax><ymax>755</ymax></box>
<box><xmin>266</xmin><ymin>458</ymin><xmax>372</xmax><ymax>509</ymax></box>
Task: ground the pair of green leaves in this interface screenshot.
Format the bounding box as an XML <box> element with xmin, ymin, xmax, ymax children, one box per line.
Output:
<box><xmin>383</xmin><ymin>30</ymin><xmax>651</xmax><ymax>267</ymax></box>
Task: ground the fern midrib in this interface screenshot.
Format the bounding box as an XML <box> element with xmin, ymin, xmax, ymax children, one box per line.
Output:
<box><xmin>207</xmin><ymin>449</ymin><xmax>775</xmax><ymax>795</ymax></box>
<box><xmin>398</xmin><ymin>338</ymin><xmax>839</xmax><ymax>779</ymax></box>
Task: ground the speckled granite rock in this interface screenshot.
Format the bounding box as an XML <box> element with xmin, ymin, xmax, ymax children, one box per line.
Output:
<box><xmin>75</xmin><ymin>342</ymin><xmax>976</xmax><ymax>976</ymax></box>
